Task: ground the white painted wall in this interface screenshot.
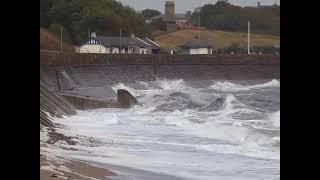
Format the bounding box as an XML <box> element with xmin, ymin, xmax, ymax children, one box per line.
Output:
<box><xmin>120</xmin><ymin>48</ymin><xmax>126</xmax><ymax>54</ymax></box>
<box><xmin>189</xmin><ymin>48</ymin><xmax>212</xmax><ymax>54</ymax></box>
<box><xmin>139</xmin><ymin>47</ymin><xmax>148</xmax><ymax>54</ymax></box>
<box><xmin>176</xmin><ymin>19</ymin><xmax>188</xmax><ymax>25</ymax></box>
<box><xmin>111</xmin><ymin>48</ymin><xmax>120</xmax><ymax>54</ymax></box>
<box><xmin>128</xmin><ymin>47</ymin><xmax>134</xmax><ymax>54</ymax></box>
<box><xmin>78</xmin><ymin>44</ymin><xmax>107</xmax><ymax>53</ymax></box>
<box><xmin>77</xmin><ymin>45</ymin><xmax>150</xmax><ymax>54</ymax></box>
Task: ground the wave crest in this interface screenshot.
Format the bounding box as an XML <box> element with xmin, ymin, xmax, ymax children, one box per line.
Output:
<box><xmin>210</xmin><ymin>79</ymin><xmax>280</xmax><ymax>92</ymax></box>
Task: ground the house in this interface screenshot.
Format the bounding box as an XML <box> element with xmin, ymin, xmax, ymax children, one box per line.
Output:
<box><xmin>180</xmin><ymin>38</ymin><xmax>213</xmax><ymax>54</ymax></box>
<box><xmin>76</xmin><ymin>33</ymin><xmax>154</xmax><ymax>54</ymax></box>
<box><xmin>76</xmin><ymin>33</ymin><xmax>108</xmax><ymax>54</ymax></box>
<box><xmin>143</xmin><ymin>38</ymin><xmax>161</xmax><ymax>54</ymax></box>
<box><xmin>145</xmin><ymin>19</ymin><xmax>152</xmax><ymax>24</ymax></box>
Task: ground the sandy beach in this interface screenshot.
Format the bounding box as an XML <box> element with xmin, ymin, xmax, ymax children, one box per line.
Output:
<box><xmin>40</xmin><ymin>128</ymin><xmax>116</xmax><ymax>180</ymax></box>
<box><xmin>40</xmin><ymin>155</ymin><xmax>115</xmax><ymax>180</ymax></box>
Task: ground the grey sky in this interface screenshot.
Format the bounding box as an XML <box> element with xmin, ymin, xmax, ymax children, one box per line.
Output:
<box><xmin>117</xmin><ymin>0</ymin><xmax>280</xmax><ymax>13</ymax></box>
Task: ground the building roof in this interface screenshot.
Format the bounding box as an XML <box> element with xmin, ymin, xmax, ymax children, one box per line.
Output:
<box><xmin>181</xmin><ymin>39</ymin><xmax>213</xmax><ymax>49</ymax></box>
<box><xmin>79</xmin><ymin>36</ymin><xmax>150</xmax><ymax>48</ymax></box>
<box><xmin>143</xmin><ymin>38</ymin><xmax>161</xmax><ymax>49</ymax></box>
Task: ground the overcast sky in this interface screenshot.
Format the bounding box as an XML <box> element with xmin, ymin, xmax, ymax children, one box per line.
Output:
<box><xmin>117</xmin><ymin>0</ymin><xmax>280</xmax><ymax>13</ymax></box>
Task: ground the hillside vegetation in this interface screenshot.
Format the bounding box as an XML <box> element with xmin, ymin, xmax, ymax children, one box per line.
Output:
<box><xmin>40</xmin><ymin>28</ymin><xmax>74</xmax><ymax>52</ymax></box>
<box><xmin>154</xmin><ymin>30</ymin><xmax>280</xmax><ymax>50</ymax></box>
<box><xmin>40</xmin><ymin>0</ymin><xmax>150</xmax><ymax>44</ymax></box>
<box><xmin>192</xmin><ymin>1</ymin><xmax>280</xmax><ymax>36</ymax></box>
<box><xmin>141</xmin><ymin>9</ymin><xmax>161</xmax><ymax>19</ymax></box>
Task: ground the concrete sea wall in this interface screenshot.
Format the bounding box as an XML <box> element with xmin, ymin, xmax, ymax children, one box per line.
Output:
<box><xmin>40</xmin><ymin>80</ymin><xmax>77</xmax><ymax>127</ymax></box>
<box><xmin>61</xmin><ymin>89</ymin><xmax>139</xmax><ymax>110</ymax></box>
<box><xmin>40</xmin><ymin>52</ymin><xmax>280</xmax><ymax>66</ymax></box>
<box><xmin>40</xmin><ymin>52</ymin><xmax>280</xmax><ymax>90</ymax></box>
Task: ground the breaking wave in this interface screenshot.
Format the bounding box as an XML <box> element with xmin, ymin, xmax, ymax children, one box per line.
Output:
<box><xmin>51</xmin><ymin>79</ymin><xmax>280</xmax><ymax>180</ymax></box>
<box><xmin>210</xmin><ymin>79</ymin><xmax>280</xmax><ymax>92</ymax></box>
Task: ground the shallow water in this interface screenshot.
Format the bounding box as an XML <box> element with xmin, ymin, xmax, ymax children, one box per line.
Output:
<box><xmin>54</xmin><ymin>79</ymin><xmax>280</xmax><ymax>180</ymax></box>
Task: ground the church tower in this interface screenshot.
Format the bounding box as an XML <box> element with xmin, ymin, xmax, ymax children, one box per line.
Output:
<box><xmin>165</xmin><ymin>0</ymin><xmax>175</xmax><ymax>23</ymax></box>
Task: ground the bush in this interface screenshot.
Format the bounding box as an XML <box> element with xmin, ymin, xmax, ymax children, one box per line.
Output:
<box><xmin>48</xmin><ymin>23</ymin><xmax>72</xmax><ymax>43</ymax></box>
<box><xmin>192</xmin><ymin>1</ymin><xmax>280</xmax><ymax>36</ymax></box>
<box><xmin>40</xmin><ymin>0</ymin><xmax>151</xmax><ymax>44</ymax></box>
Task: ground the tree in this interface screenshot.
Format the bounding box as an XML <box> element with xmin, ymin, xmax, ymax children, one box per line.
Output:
<box><xmin>40</xmin><ymin>0</ymin><xmax>151</xmax><ymax>44</ymax></box>
<box><xmin>191</xmin><ymin>1</ymin><xmax>280</xmax><ymax>36</ymax></box>
<box><xmin>141</xmin><ymin>9</ymin><xmax>161</xmax><ymax>19</ymax></box>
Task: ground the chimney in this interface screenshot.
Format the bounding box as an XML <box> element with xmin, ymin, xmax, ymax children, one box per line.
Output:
<box><xmin>186</xmin><ymin>11</ymin><xmax>192</xmax><ymax>18</ymax></box>
<box><xmin>91</xmin><ymin>32</ymin><xmax>97</xmax><ymax>38</ymax></box>
<box><xmin>257</xmin><ymin>1</ymin><xmax>260</xmax><ymax>7</ymax></box>
<box><xmin>131</xmin><ymin>34</ymin><xmax>135</xmax><ymax>38</ymax></box>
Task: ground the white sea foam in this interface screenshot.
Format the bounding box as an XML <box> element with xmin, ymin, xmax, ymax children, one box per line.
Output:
<box><xmin>155</xmin><ymin>79</ymin><xmax>186</xmax><ymax>90</ymax></box>
<box><xmin>47</xmin><ymin>79</ymin><xmax>279</xmax><ymax>180</ymax></box>
<box><xmin>210</xmin><ymin>79</ymin><xmax>280</xmax><ymax>92</ymax></box>
<box><xmin>40</xmin><ymin>127</ymin><xmax>50</xmax><ymax>143</ymax></box>
<box><xmin>198</xmin><ymin>143</ymin><xmax>279</xmax><ymax>160</ymax></box>
<box><xmin>112</xmin><ymin>83</ymin><xmax>140</xmax><ymax>96</ymax></box>
<box><xmin>269</xmin><ymin>111</ymin><xmax>280</xmax><ymax>128</ymax></box>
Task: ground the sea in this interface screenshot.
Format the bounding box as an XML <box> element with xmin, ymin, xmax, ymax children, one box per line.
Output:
<box><xmin>44</xmin><ymin>79</ymin><xmax>280</xmax><ymax>180</ymax></box>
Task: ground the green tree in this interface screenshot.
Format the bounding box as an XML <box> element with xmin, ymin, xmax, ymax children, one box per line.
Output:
<box><xmin>191</xmin><ymin>1</ymin><xmax>280</xmax><ymax>36</ymax></box>
<box><xmin>141</xmin><ymin>9</ymin><xmax>161</xmax><ymax>19</ymax></box>
<box><xmin>40</xmin><ymin>0</ymin><xmax>151</xmax><ymax>43</ymax></box>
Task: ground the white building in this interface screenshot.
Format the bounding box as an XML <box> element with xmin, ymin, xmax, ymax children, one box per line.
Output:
<box><xmin>76</xmin><ymin>37</ymin><xmax>108</xmax><ymax>53</ymax></box>
<box><xmin>145</xmin><ymin>19</ymin><xmax>152</xmax><ymax>24</ymax></box>
<box><xmin>76</xmin><ymin>33</ymin><xmax>154</xmax><ymax>54</ymax></box>
<box><xmin>180</xmin><ymin>38</ymin><xmax>213</xmax><ymax>54</ymax></box>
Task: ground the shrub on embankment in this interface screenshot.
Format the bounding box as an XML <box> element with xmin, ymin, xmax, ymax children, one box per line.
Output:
<box><xmin>191</xmin><ymin>1</ymin><xmax>280</xmax><ymax>36</ymax></box>
<box><xmin>40</xmin><ymin>0</ymin><xmax>151</xmax><ymax>44</ymax></box>
<box><xmin>40</xmin><ymin>28</ymin><xmax>75</xmax><ymax>52</ymax></box>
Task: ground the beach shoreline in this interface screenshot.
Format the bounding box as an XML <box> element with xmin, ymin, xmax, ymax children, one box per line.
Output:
<box><xmin>40</xmin><ymin>128</ymin><xmax>116</xmax><ymax>180</ymax></box>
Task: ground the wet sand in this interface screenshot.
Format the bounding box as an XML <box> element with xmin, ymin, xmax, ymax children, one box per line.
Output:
<box><xmin>41</xmin><ymin>153</ymin><xmax>116</xmax><ymax>180</ymax></box>
<box><xmin>40</xmin><ymin>128</ymin><xmax>116</xmax><ymax>180</ymax></box>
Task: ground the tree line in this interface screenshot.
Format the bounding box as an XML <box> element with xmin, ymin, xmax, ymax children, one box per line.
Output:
<box><xmin>191</xmin><ymin>1</ymin><xmax>280</xmax><ymax>36</ymax></box>
<box><xmin>40</xmin><ymin>0</ymin><xmax>151</xmax><ymax>44</ymax></box>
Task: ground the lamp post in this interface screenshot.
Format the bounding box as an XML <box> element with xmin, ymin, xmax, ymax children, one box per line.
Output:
<box><xmin>248</xmin><ymin>20</ymin><xmax>251</xmax><ymax>55</ymax></box>
<box><xmin>120</xmin><ymin>29</ymin><xmax>122</xmax><ymax>54</ymax></box>
<box><xmin>60</xmin><ymin>27</ymin><xmax>63</xmax><ymax>52</ymax></box>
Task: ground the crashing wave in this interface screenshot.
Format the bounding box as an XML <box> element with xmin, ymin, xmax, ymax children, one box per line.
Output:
<box><xmin>210</xmin><ymin>79</ymin><xmax>280</xmax><ymax>92</ymax></box>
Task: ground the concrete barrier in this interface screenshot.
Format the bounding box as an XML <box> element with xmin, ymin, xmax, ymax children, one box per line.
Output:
<box><xmin>40</xmin><ymin>52</ymin><xmax>280</xmax><ymax>67</ymax></box>
<box><xmin>117</xmin><ymin>89</ymin><xmax>139</xmax><ymax>108</ymax></box>
<box><xmin>61</xmin><ymin>89</ymin><xmax>138</xmax><ymax>110</ymax></box>
<box><xmin>40</xmin><ymin>80</ymin><xmax>77</xmax><ymax>127</ymax></box>
<box><xmin>40</xmin><ymin>52</ymin><xmax>280</xmax><ymax>84</ymax></box>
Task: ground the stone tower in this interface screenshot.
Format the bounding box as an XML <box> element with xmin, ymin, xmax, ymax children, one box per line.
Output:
<box><xmin>165</xmin><ymin>0</ymin><xmax>175</xmax><ymax>23</ymax></box>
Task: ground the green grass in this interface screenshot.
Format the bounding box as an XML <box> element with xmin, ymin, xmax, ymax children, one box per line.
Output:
<box><xmin>154</xmin><ymin>30</ymin><xmax>280</xmax><ymax>49</ymax></box>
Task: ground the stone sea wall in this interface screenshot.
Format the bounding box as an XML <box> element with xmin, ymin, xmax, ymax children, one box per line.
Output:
<box><xmin>40</xmin><ymin>52</ymin><xmax>280</xmax><ymax>89</ymax></box>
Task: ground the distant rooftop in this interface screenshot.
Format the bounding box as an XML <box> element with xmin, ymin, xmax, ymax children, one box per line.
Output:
<box><xmin>80</xmin><ymin>35</ymin><xmax>150</xmax><ymax>48</ymax></box>
<box><xmin>96</xmin><ymin>36</ymin><xmax>148</xmax><ymax>48</ymax></box>
<box><xmin>143</xmin><ymin>38</ymin><xmax>161</xmax><ymax>49</ymax></box>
